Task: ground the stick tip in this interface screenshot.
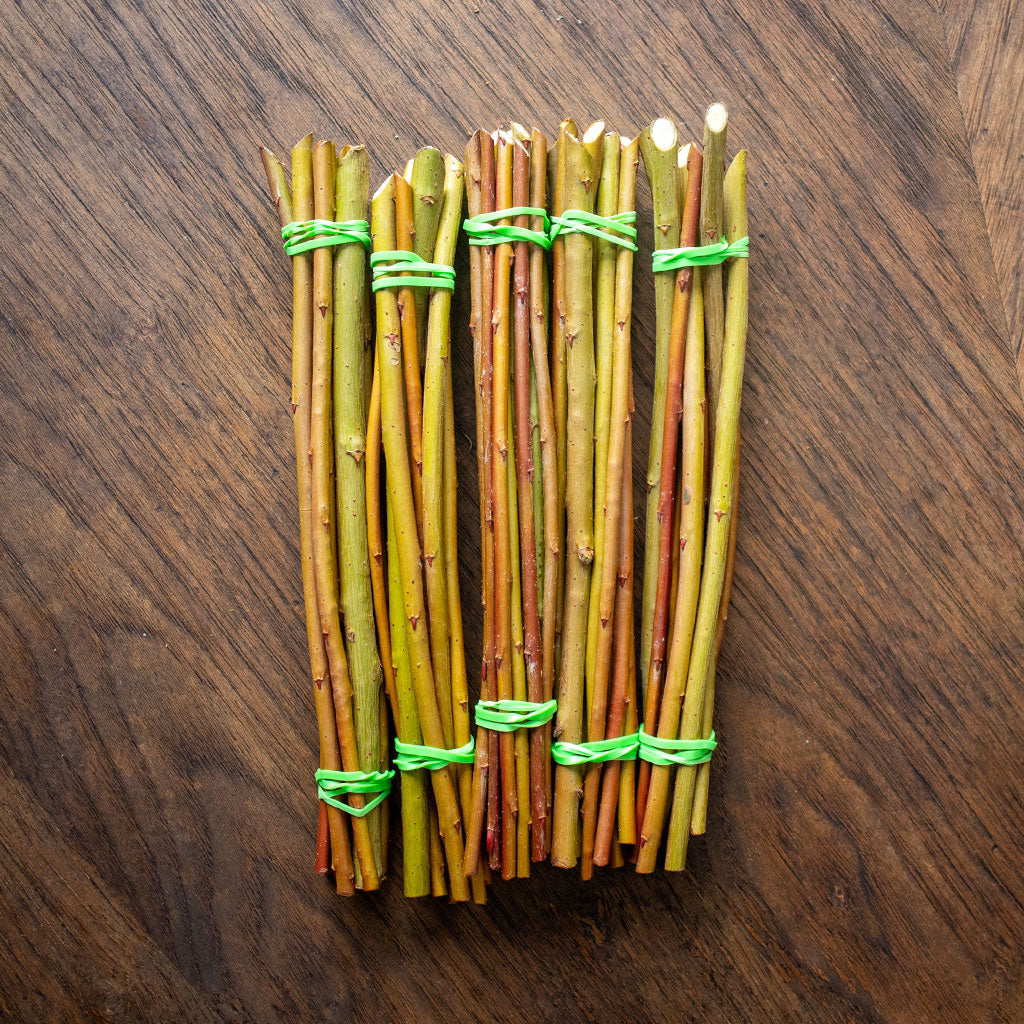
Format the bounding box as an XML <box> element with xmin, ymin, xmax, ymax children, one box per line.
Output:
<box><xmin>650</xmin><ymin>118</ymin><xmax>677</xmax><ymax>151</ymax></box>
<box><xmin>706</xmin><ymin>103</ymin><xmax>728</xmax><ymax>133</ymax></box>
<box><xmin>583</xmin><ymin>120</ymin><xmax>605</xmax><ymax>144</ymax></box>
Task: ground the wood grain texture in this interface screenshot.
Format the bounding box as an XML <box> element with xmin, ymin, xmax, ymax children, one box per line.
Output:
<box><xmin>939</xmin><ymin>0</ymin><xmax>1024</xmax><ymax>386</ymax></box>
<box><xmin>0</xmin><ymin>1</ymin><xmax>1022</xmax><ymax>1021</ymax></box>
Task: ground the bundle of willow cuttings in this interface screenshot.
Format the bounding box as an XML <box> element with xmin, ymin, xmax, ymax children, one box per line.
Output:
<box><xmin>260</xmin><ymin>136</ymin><xmax>388</xmax><ymax>895</ymax></box>
<box><xmin>633</xmin><ymin>106</ymin><xmax>749</xmax><ymax>871</ymax></box>
<box><xmin>258</xmin><ymin>105</ymin><xmax>749</xmax><ymax>894</ymax></box>
<box><xmin>463</xmin><ymin>126</ymin><xmax>558</xmax><ymax>879</ymax></box>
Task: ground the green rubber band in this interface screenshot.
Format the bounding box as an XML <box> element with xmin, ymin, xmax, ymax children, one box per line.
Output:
<box><xmin>315</xmin><ymin>768</ymin><xmax>394</xmax><ymax>817</ymax></box>
<box><xmin>637</xmin><ymin>725</ymin><xmax>717</xmax><ymax>766</ymax></box>
<box><xmin>370</xmin><ymin>250</ymin><xmax>455</xmax><ymax>293</ymax></box>
<box><xmin>474</xmin><ymin>698</ymin><xmax>557</xmax><ymax>732</ymax></box>
<box><xmin>463</xmin><ymin>207</ymin><xmax>552</xmax><ymax>249</ymax></box>
<box><xmin>281</xmin><ymin>219</ymin><xmax>371</xmax><ymax>256</ymax></box>
<box><xmin>549</xmin><ymin>209</ymin><xmax>637</xmax><ymax>251</ymax></box>
<box><xmin>551</xmin><ymin>731</ymin><xmax>640</xmax><ymax>766</ymax></box>
<box><xmin>651</xmin><ymin>235</ymin><xmax>749</xmax><ymax>272</ymax></box>
<box><xmin>393</xmin><ymin>737</ymin><xmax>476</xmax><ymax>772</ymax></box>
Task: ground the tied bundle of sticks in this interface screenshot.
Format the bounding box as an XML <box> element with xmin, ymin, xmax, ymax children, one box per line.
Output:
<box><xmin>547</xmin><ymin>123</ymin><xmax>643</xmax><ymax>875</ymax></box>
<box><xmin>463</xmin><ymin>126</ymin><xmax>558</xmax><ymax>879</ymax></box>
<box><xmin>260</xmin><ymin>136</ymin><xmax>388</xmax><ymax>894</ymax></box>
<box><xmin>368</xmin><ymin>150</ymin><xmax>487</xmax><ymax>902</ymax></box>
<box><xmin>634</xmin><ymin>105</ymin><xmax>749</xmax><ymax>871</ymax></box>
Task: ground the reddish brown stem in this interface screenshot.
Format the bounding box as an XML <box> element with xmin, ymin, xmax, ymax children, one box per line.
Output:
<box><xmin>510</xmin><ymin>137</ymin><xmax>546</xmax><ymax>862</ymax></box>
<box><xmin>635</xmin><ymin>146</ymin><xmax>703</xmax><ymax>838</ymax></box>
<box><xmin>462</xmin><ymin>132</ymin><xmax>488</xmax><ymax>876</ymax></box>
<box><xmin>479</xmin><ymin>137</ymin><xmax>502</xmax><ymax>873</ymax></box>
<box><xmin>527</xmin><ymin>132</ymin><xmax>557</xmax><ymax>847</ymax></box>
<box><xmin>551</xmin><ymin>120</ymin><xmax>576</xmax><ymax>675</ymax></box>
<box><xmin>462</xmin><ymin>132</ymin><xmax>502</xmax><ymax>874</ymax></box>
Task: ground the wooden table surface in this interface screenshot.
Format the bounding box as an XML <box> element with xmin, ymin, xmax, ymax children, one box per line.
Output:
<box><xmin>2</xmin><ymin>1</ymin><xmax>1022</xmax><ymax>1021</ymax></box>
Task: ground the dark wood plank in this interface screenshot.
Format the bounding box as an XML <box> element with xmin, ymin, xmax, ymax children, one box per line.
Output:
<box><xmin>940</xmin><ymin>0</ymin><xmax>1024</xmax><ymax>386</ymax></box>
<box><xmin>0</xmin><ymin>772</ymin><xmax>229</xmax><ymax>1022</ymax></box>
<box><xmin>0</xmin><ymin>0</ymin><xmax>1022</xmax><ymax>1021</ymax></box>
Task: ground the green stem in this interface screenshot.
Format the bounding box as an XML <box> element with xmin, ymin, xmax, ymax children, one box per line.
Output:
<box><xmin>420</xmin><ymin>158</ymin><xmax>461</xmax><ymax>754</ymax></box>
<box><xmin>594</xmin><ymin>394</ymin><xmax>635</xmax><ymax>863</ymax></box>
<box><xmin>638</xmin><ymin>119</ymin><xmax>681</xmax><ymax>716</ymax></box>
<box><xmin>408</xmin><ymin>147</ymin><xmax>446</xmax><ymax>370</ymax></box>
<box><xmin>585</xmin><ymin>131</ymin><xmax>621</xmax><ymax>732</ymax></box>
<box><xmin>551</xmin><ymin>119</ymin><xmax>577</xmax><ymax>674</ymax></box>
<box><xmin>388</xmin><ymin>496</ymin><xmax>430</xmax><ymax>896</ymax></box>
<box><xmin>690</xmin><ymin>442</ymin><xmax>739</xmax><ymax>836</ymax></box>
<box><xmin>551</xmin><ymin>127</ymin><xmax>597</xmax><ymax>868</ymax></box>
<box><xmin>332</xmin><ymin>145</ymin><xmax>384</xmax><ymax>877</ymax></box>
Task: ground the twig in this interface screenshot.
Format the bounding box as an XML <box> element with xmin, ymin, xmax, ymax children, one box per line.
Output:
<box><xmin>387</xmin><ymin>493</ymin><xmax>430</xmax><ymax>896</ymax></box>
<box><xmin>409</xmin><ymin>148</ymin><xmax>446</xmax><ymax>370</ymax></box>
<box><xmin>491</xmin><ymin>132</ymin><xmax>518</xmax><ymax>879</ymax></box>
<box><xmin>366</xmin><ymin>354</ymin><xmax>399</xmax><ymax>724</ymax></box>
<box><xmin>585</xmin><ymin>130</ymin><xmax>620</xmax><ymax>743</ymax></box>
<box><xmin>528</xmin><ymin>130</ymin><xmax>558</xmax><ymax>849</ymax></box>
<box><xmin>638</xmin><ymin>119</ymin><xmax>681</xmax><ymax>707</ymax></box>
<box><xmin>691</xmin><ymin>433</ymin><xmax>740</xmax><ymax>836</ymax></box>
<box><xmin>551</xmin><ymin>119</ymin><xmax>577</xmax><ymax>672</ymax></box>
<box><xmin>333</xmin><ymin>145</ymin><xmax>385</xmax><ymax>877</ymax></box>
<box><xmin>636</xmin><ymin>244</ymin><xmax>707</xmax><ymax>874</ymax></box>
<box><xmin>421</xmin><ymin>153</ymin><xmax>487</xmax><ymax>902</ymax></box>
<box><xmin>506</xmin><ymin>397</ymin><xmax>532</xmax><ymax>875</ymax></box>
<box><xmin>394</xmin><ymin>177</ymin><xmax>425</xmax><ymax>532</ymax></box>
<box><xmin>635</xmin><ymin>144</ymin><xmax>703</xmax><ymax>843</ymax></box>
<box><xmin>463</xmin><ymin>131</ymin><xmax>490</xmax><ymax>877</ymax></box>
<box><xmin>700</xmin><ymin>104</ymin><xmax>728</xmax><ymax>443</ymax></box>
<box><xmin>551</xmin><ymin>124</ymin><xmax>599</xmax><ymax>868</ymax></box>
<box><xmin>593</xmin><ymin>400</ymin><xmax>634</xmax><ymax>865</ymax></box>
